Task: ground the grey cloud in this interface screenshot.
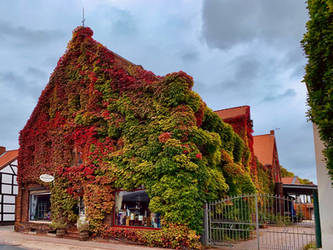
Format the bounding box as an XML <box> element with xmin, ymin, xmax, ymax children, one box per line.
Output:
<box><xmin>0</xmin><ymin>70</ymin><xmax>40</xmax><ymax>149</ymax></box>
<box><xmin>196</xmin><ymin>57</ymin><xmax>261</xmax><ymax>95</ymax></box>
<box><xmin>202</xmin><ymin>0</ymin><xmax>259</xmax><ymax>50</ymax></box>
<box><xmin>274</xmin><ymin>122</ymin><xmax>316</xmax><ymax>181</ymax></box>
<box><xmin>112</xmin><ymin>19</ymin><xmax>137</xmax><ymax>37</ymax></box>
<box><xmin>26</xmin><ymin>67</ymin><xmax>47</xmax><ymax>79</ymax></box>
<box><xmin>195</xmin><ymin>80</ymin><xmax>238</xmax><ymax>94</ymax></box>
<box><xmin>202</xmin><ymin>0</ymin><xmax>307</xmax><ymax>50</ymax></box>
<box><xmin>194</xmin><ymin>78</ymin><xmax>257</xmax><ymax>109</ymax></box>
<box><xmin>0</xmin><ymin>104</ymin><xmax>30</xmax><ymax>147</ymax></box>
<box><xmin>43</xmin><ymin>57</ymin><xmax>59</xmax><ymax>68</ymax></box>
<box><xmin>291</xmin><ymin>63</ymin><xmax>306</xmax><ymax>79</ymax></box>
<box><xmin>0</xmin><ymin>71</ymin><xmax>43</xmax><ymax>99</ymax></box>
<box><xmin>109</xmin><ymin>9</ymin><xmax>137</xmax><ymax>38</ymax></box>
<box><xmin>234</xmin><ymin>58</ymin><xmax>260</xmax><ymax>83</ymax></box>
<box><xmin>262</xmin><ymin>88</ymin><xmax>296</xmax><ymax>103</ymax></box>
<box><xmin>181</xmin><ymin>51</ymin><xmax>199</xmax><ymax>63</ymax></box>
<box><xmin>0</xmin><ymin>20</ymin><xmax>65</xmax><ymax>47</ymax></box>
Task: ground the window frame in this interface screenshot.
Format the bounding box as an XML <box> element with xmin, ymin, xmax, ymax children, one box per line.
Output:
<box><xmin>28</xmin><ymin>190</ymin><xmax>51</xmax><ymax>223</ymax></box>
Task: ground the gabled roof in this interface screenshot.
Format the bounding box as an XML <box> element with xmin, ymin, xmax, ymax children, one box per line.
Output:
<box><xmin>0</xmin><ymin>149</ymin><xmax>18</xmax><ymax>170</ymax></box>
<box><xmin>253</xmin><ymin>131</ymin><xmax>277</xmax><ymax>166</ymax></box>
<box><xmin>215</xmin><ymin>106</ymin><xmax>250</xmax><ymax>121</ymax></box>
<box><xmin>22</xmin><ymin>27</ymin><xmax>159</xmax><ymax>132</ymax></box>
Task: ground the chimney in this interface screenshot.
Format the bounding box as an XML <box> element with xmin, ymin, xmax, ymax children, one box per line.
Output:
<box><xmin>270</xmin><ymin>130</ymin><xmax>275</xmax><ymax>135</ymax></box>
<box><xmin>0</xmin><ymin>146</ymin><xmax>6</xmax><ymax>155</ymax></box>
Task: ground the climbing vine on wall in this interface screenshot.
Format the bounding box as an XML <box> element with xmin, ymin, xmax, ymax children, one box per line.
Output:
<box><xmin>18</xmin><ymin>26</ymin><xmax>255</xmax><ymax>235</ymax></box>
<box><xmin>302</xmin><ymin>0</ymin><xmax>333</xmax><ymax>181</ymax></box>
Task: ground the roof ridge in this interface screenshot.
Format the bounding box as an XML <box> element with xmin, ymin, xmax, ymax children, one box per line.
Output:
<box><xmin>214</xmin><ymin>105</ymin><xmax>249</xmax><ymax>113</ymax></box>
<box><xmin>4</xmin><ymin>149</ymin><xmax>18</xmax><ymax>152</ymax></box>
<box><xmin>253</xmin><ymin>134</ymin><xmax>275</xmax><ymax>137</ymax></box>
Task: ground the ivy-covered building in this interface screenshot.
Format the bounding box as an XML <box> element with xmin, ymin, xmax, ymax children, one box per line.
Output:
<box><xmin>15</xmin><ymin>27</ymin><xmax>256</xmax><ymax>244</ymax></box>
<box><xmin>215</xmin><ymin>107</ymin><xmax>280</xmax><ymax>194</ymax></box>
<box><xmin>215</xmin><ymin>106</ymin><xmax>257</xmax><ymax>182</ymax></box>
<box><xmin>253</xmin><ymin>130</ymin><xmax>282</xmax><ymax>194</ymax></box>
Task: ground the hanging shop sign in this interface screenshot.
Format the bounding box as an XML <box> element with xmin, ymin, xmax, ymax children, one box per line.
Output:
<box><xmin>40</xmin><ymin>174</ymin><xmax>54</xmax><ymax>183</ymax></box>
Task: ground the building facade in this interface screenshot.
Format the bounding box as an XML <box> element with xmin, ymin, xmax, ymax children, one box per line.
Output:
<box><xmin>0</xmin><ymin>146</ymin><xmax>18</xmax><ymax>225</ymax></box>
<box><xmin>15</xmin><ymin>26</ymin><xmax>255</xmax><ymax>237</ymax></box>
<box><xmin>253</xmin><ymin>130</ymin><xmax>282</xmax><ymax>194</ymax></box>
<box><xmin>215</xmin><ymin>106</ymin><xmax>256</xmax><ymax>177</ymax></box>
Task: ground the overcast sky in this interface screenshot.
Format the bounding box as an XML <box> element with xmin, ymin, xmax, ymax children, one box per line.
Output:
<box><xmin>0</xmin><ymin>0</ymin><xmax>316</xmax><ymax>181</ymax></box>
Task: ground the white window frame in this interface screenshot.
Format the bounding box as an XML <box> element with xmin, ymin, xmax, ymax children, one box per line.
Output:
<box><xmin>28</xmin><ymin>190</ymin><xmax>51</xmax><ymax>223</ymax></box>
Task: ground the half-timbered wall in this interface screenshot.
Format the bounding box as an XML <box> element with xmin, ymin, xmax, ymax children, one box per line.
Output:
<box><xmin>0</xmin><ymin>160</ymin><xmax>18</xmax><ymax>224</ymax></box>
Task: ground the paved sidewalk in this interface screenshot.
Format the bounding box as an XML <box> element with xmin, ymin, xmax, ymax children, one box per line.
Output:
<box><xmin>0</xmin><ymin>226</ymin><xmax>166</xmax><ymax>250</ymax></box>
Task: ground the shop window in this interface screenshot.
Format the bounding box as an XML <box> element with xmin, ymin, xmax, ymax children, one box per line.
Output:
<box><xmin>29</xmin><ymin>191</ymin><xmax>51</xmax><ymax>221</ymax></box>
<box><xmin>115</xmin><ymin>190</ymin><xmax>160</xmax><ymax>228</ymax></box>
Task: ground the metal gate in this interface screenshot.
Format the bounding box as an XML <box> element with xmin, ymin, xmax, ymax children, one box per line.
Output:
<box><xmin>204</xmin><ymin>193</ymin><xmax>320</xmax><ymax>250</ymax></box>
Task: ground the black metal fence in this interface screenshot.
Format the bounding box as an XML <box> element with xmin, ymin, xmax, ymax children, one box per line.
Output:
<box><xmin>204</xmin><ymin>193</ymin><xmax>321</xmax><ymax>250</ymax></box>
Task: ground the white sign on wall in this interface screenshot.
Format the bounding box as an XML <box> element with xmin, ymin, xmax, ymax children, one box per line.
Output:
<box><xmin>39</xmin><ymin>174</ymin><xmax>54</xmax><ymax>183</ymax></box>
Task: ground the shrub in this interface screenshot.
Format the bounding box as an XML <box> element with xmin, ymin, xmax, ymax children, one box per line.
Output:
<box><xmin>101</xmin><ymin>223</ymin><xmax>202</xmax><ymax>249</ymax></box>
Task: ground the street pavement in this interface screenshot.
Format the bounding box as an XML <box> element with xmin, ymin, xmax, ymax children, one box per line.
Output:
<box><xmin>0</xmin><ymin>244</ymin><xmax>26</xmax><ymax>250</ymax></box>
<box><xmin>0</xmin><ymin>226</ymin><xmax>167</xmax><ymax>250</ymax></box>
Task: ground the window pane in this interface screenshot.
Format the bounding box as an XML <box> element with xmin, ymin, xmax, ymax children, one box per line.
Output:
<box><xmin>1</xmin><ymin>184</ymin><xmax>12</xmax><ymax>194</ymax></box>
<box><xmin>2</xmin><ymin>174</ymin><xmax>12</xmax><ymax>184</ymax></box>
<box><xmin>115</xmin><ymin>190</ymin><xmax>160</xmax><ymax>228</ymax></box>
<box><xmin>3</xmin><ymin>214</ymin><xmax>14</xmax><ymax>221</ymax></box>
<box><xmin>13</xmin><ymin>186</ymin><xmax>18</xmax><ymax>194</ymax></box>
<box><xmin>3</xmin><ymin>205</ymin><xmax>15</xmax><ymax>213</ymax></box>
<box><xmin>29</xmin><ymin>193</ymin><xmax>51</xmax><ymax>221</ymax></box>
<box><xmin>3</xmin><ymin>195</ymin><xmax>15</xmax><ymax>204</ymax></box>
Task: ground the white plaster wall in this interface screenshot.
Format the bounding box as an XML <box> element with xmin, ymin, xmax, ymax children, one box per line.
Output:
<box><xmin>313</xmin><ymin>124</ymin><xmax>333</xmax><ymax>249</ymax></box>
<box><xmin>0</xmin><ymin>165</ymin><xmax>14</xmax><ymax>174</ymax></box>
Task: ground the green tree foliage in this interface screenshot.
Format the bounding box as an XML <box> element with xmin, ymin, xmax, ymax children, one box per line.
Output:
<box><xmin>299</xmin><ymin>178</ymin><xmax>313</xmax><ymax>185</ymax></box>
<box><xmin>302</xmin><ymin>0</ymin><xmax>333</xmax><ymax>180</ymax></box>
<box><xmin>280</xmin><ymin>165</ymin><xmax>294</xmax><ymax>178</ymax></box>
<box><xmin>280</xmin><ymin>165</ymin><xmax>313</xmax><ymax>184</ymax></box>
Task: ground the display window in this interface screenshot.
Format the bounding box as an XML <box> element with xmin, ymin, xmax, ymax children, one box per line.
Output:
<box><xmin>29</xmin><ymin>191</ymin><xmax>51</xmax><ymax>221</ymax></box>
<box><xmin>114</xmin><ymin>190</ymin><xmax>160</xmax><ymax>228</ymax></box>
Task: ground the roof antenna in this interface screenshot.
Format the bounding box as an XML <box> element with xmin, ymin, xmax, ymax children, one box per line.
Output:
<box><xmin>81</xmin><ymin>8</ymin><xmax>86</xmax><ymax>27</ymax></box>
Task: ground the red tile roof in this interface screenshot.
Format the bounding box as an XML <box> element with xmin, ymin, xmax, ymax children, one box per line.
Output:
<box><xmin>281</xmin><ymin>176</ymin><xmax>301</xmax><ymax>185</ymax></box>
<box><xmin>0</xmin><ymin>149</ymin><xmax>18</xmax><ymax>170</ymax></box>
<box><xmin>253</xmin><ymin>132</ymin><xmax>275</xmax><ymax>166</ymax></box>
<box><xmin>215</xmin><ymin>106</ymin><xmax>249</xmax><ymax>120</ymax></box>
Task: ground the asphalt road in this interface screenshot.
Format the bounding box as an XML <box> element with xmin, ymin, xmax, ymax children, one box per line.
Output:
<box><xmin>0</xmin><ymin>244</ymin><xmax>26</xmax><ymax>250</ymax></box>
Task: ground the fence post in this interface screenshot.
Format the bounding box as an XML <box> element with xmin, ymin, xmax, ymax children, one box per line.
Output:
<box><xmin>255</xmin><ymin>194</ymin><xmax>260</xmax><ymax>250</ymax></box>
<box><xmin>203</xmin><ymin>202</ymin><xmax>209</xmax><ymax>246</ymax></box>
<box><xmin>313</xmin><ymin>190</ymin><xmax>322</xmax><ymax>248</ymax></box>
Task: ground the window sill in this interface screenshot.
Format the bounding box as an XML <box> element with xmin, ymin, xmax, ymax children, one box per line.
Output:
<box><xmin>28</xmin><ymin>220</ymin><xmax>52</xmax><ymax>224</ymax></box>
<box><xmin>113</xmin><ymin>225</ymin><xmax>160</xmax><ymax>230</ymax></box>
